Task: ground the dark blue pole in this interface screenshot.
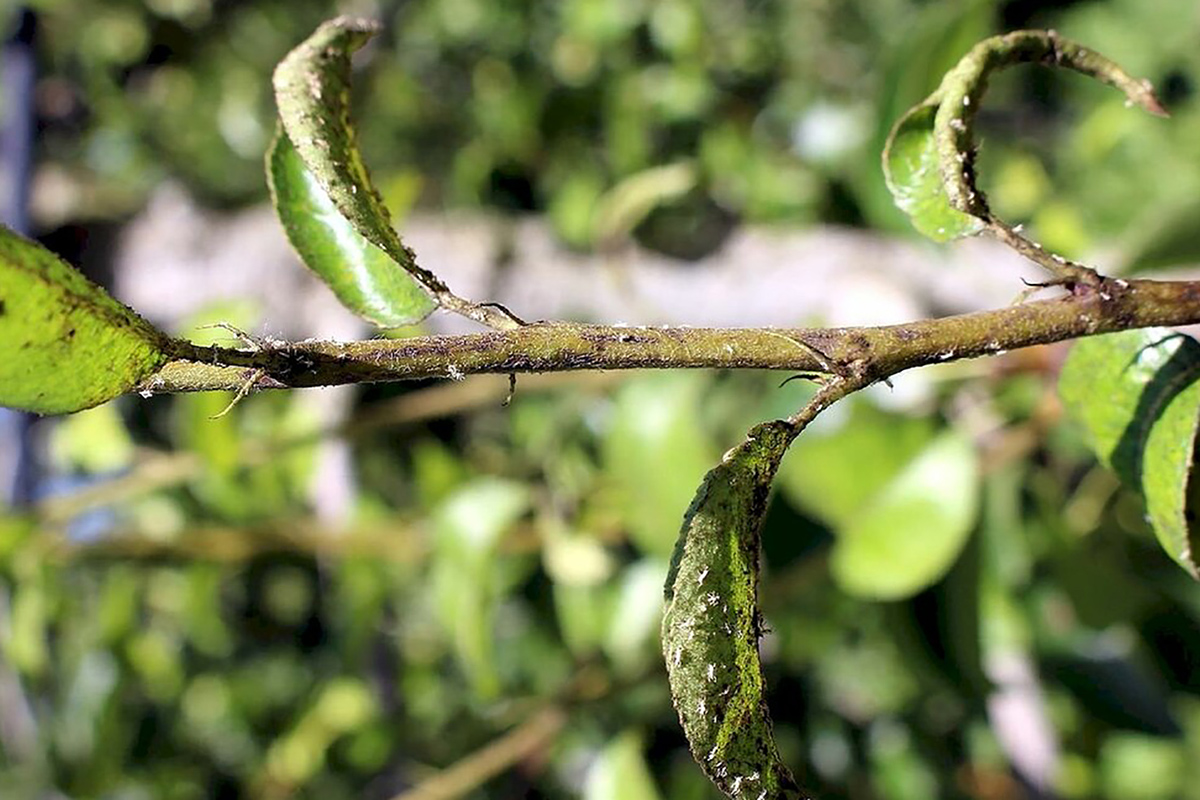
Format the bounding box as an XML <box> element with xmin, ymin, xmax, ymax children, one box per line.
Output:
<box><xmin>0</xmin><ymin>8</ymin><xmax>38</xmax><ymax>508</ymax></box>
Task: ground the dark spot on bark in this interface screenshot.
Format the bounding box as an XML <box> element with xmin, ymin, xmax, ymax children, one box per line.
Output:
<box><xmin>581</xmin><ymin>330</ymin><xmax>654</xmax><ymax>348</ymax></box>
<box><xmin>66</xmin><ymin>328</ymin><xmax>76</xmax><ymax>339</ymax></box>
<box><xmin>617</xmin><ymin>333</ymin><xmax>655</xmax><ymax>344</ymax></box>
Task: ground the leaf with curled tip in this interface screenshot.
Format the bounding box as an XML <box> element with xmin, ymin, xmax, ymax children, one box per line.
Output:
<box><xmin>661</xmin><ymin>420</ymin><xmax>811</xmax><ymax>800</ymax></box>
<box><xmin>0</xmin><ymin>224</ymin><xmax>170</xmax><ymax>414</ymax></box>
<box><xmin>272</xmin><ymin>17</ymin><xmax>522</xmax><ymax>330</ymax></box>
<box><xmin>272</xmin><ymin>17</ymin><xmax>443</xmax><ymax>322</ymax></box>
<box><xmin>931</xmin><ymin>30</ymin><xmax>1166</xmax><ymax>222</ymax></box>
<box><xmin>885</xmin><ymin>29</ymin><xmax>1167</xmax><ymax>255</ymax></box>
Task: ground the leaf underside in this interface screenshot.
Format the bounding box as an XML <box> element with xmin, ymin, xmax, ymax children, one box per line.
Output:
<box><xmin>266</xmin><ymin>128</ymin><xmax>435</xmax><ymax>326</ymax></box>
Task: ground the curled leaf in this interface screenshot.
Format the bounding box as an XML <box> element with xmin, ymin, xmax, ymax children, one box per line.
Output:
<box><xmin>932</xmin><ymin>30</ymin><xmax>1166</xmax><ymax>221</ymax></box>
<box><xmin>885</xmin><ymin>29</ymin><xmax>1166</xmax><ymax>254</ymax></box>
<box><xmin>266</xmin><ymin>127</ymin><xmax>435</xmax><ymax>326</ymax></box>
<box><xmin>272</xmin><ymin>17</ymin><xmax>447</xmax><ymax>324</ymax></box>
<box><xmin>883</xmin><ymin>100</ymin><xmax>984</xmax><ymax>242</ymax></box>
<box><xmin>272</xmin><ymin>18</ymin><xmax>417</xmax><ymax>278</ymax></box>
<box><xmin>661</xmin><ymin>420</ymin><xmax>808</xmax><ymax>800</ymax></box>
<box><xmin>0</xmin><ymin>225</ymin><xmax>169</xmax><ymax>414</ymax></box>
<box><xmin>272</xmin><ymin>17</ymin><xmax>520</xmax><ymax>330</ymax></box>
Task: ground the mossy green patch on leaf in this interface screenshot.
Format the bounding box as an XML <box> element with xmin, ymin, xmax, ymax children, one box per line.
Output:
<box><xmin>662</xmin><ymin>420</ymin><xmax>809</xmax><ymax>800</ymax></box>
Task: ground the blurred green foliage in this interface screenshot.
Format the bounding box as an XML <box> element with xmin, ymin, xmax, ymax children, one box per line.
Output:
<box><xmin>4</xmin><ymin>0</ymin><xmax>1200</xmax><ymax>798</ymax></box>
<box><xmin>23</xmin><ymin>0</ymin><xmax>1200</xmax><ymax>265</ymax></box>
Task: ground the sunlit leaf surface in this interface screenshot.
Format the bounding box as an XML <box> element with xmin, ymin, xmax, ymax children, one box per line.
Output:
<box><xmin>0</xmin><ymin>225</ymin><xmax>168</xmax><ymax>414</ymax></box>
<box><xmin>1060</xmin><ymin>329</ymin><xmax>1200</xmax><ymax>578</ymax></box>
<box><xmin>267</xmin><ymin>129</ymin><xmax>435</xmax><ymax>326</ymax></box>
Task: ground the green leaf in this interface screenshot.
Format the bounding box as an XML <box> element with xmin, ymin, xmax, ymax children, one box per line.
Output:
<box><xmin>1060</xmin><ymin>329</ymin><xmax>1200</xmax><ymax>578</ymax></box>
<box><xmin>266</xmin><ymin>128</ymin><xmax>435</xmax><ymax>326</ymax></box>
<box><xmin>830</xmin><ymin>433</ymin><xmax>980</xmax><ymax>600</ymax></box>
<box><xmin>554</xmin><ymin>583</ymin><xmax>612</xmax><ymax>657</ymax></box>
<box><xmin>0</xmin><ymin>224</ymin><xmax>169</xmax><ymax>414</ymax></box>
<box><xmin>661</xmin><ymin>420</ymin><xmax>806</xmax><ymax>800</ymax></box>
<box><xmin>592</xmin><ymin>160</ymin><xmax>698</xmax><ymax>244</ymax></box>
<box><xmin>432</xmin><ymin>479</ymin><xmax>532</xmax><ymax>699</ymax></box>
<box><xmin>778</xmin><ymin>398</ymin><xmax>936</xmax><ymax>528</ymax></box>
<box><xmin>1142</xmin><ymin>381</ymin><xmax>1200</xmax><ymax>579</ymax></box>
<box><xmin>603</xmin><ymin>559</ymin><xmax>666</xmax><ymax>673</ymax></box>
<box><xmin>1099</xmin><ymin>733</ymin><xmax>1186</xmax><ymax>800</ymax></box>
<box><xmin>603</xmin><ymin>373</ymin><xmax>715</xmax><ymax>557</ymax></box>
<box><xmin>585</xmin><ymin>730</ymin><xmax>663</xmax><ymax>800</ymax></box>
<box><xmin>272</xmin><ymin>17</ymin><xmax>440</xmax><ymax>317</ymax></box>
<box><xmin>882</xmin><ymin>101</ymin><xmax>985</xmax><ymax>242</ymax></box>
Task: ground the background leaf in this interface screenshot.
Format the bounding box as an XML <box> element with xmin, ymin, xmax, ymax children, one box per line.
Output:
<box><xmin>1060</xmin><ymin>329</ymin><xmax>1200</xmax><ymax>577</ymax></box>
<box><xmin>266</xmin><ymin>128</ymin><xmax>436</xmax><ymax>326</ymax></box>
<box><xmin>602</xmin><ymin>373</ymin><xmax>715</xmax><ymax>557</ymax></box>
<box><xmin>0</xmin><ymin>225</ymin><xmax>168</xmax><ymax>414</ymax></box>
<box><xmin>882</xmin><ymin>102</ymin><xmax>985</xmax><ymax>242</ymax></box>
<box><xmin>778</xmin><ymin>398</ymin><xmax>936</xmax><ymax>529</ymax></box>
<box><xmin>830</xmin><ymin>433</ymin><xmax>980</xmax><ymax>600</ymax></box>
<box><xmin>432</xmin><ymin>478</ymin><xmax>532</xmax><ymax>699</ymax></box>
<box><xmin>591</xmin><ymin>160</ymin><xmax>698</xmax><ymax>245</ymax></box>
<box><xmin>584</xmin><ymin>730</ymin><xmax>662</xmax><ymax>800</ymax></box>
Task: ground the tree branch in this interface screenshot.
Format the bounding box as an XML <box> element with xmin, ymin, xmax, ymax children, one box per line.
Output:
<box><xmin>138</xmin><ymin>276</ymin><xmax>1200</xmax><ymax>397</ymax></box>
